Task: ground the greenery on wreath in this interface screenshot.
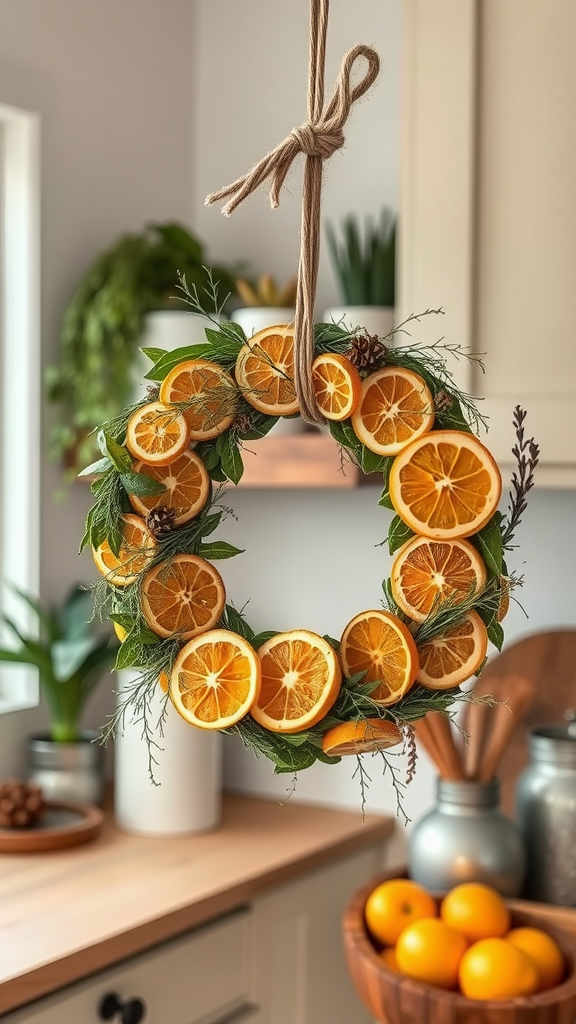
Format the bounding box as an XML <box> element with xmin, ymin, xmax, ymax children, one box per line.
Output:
<box><xmin>79</xmin><ymin>282</ymin><xmax>538</xmax><ymax>811</ymax></box>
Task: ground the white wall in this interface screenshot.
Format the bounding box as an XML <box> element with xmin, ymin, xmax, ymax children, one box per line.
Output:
<box><xmin>193</xmin><ymin>0</ymin><xmax>401</xmax><ymax>315</ymax></box>
<box><xmin>0</xmin><ymin>0</ymin><xmax>195</xmax><ymax>777</ymax></box>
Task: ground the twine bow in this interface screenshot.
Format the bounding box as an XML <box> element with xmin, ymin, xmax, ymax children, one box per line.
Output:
<box><xmin>205</xmin><ymin>0</ymin><xmax>380</xmax><ymax>424</ymax></box>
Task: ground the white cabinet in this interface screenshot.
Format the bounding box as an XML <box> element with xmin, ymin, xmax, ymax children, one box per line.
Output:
<box><xmin>3</xmin><ymin>910</ymin><xmax>255</xmax><ymax>1024</ymax></box>
<box><xmin>2</xmin><ymin>846</ymin><xmax>384</xmax><ymax>1024</ymax></box>
<box><xmin>400</xmin><ymin>0</ymin><xmax>576</xmax><ymax>486</ymax></box>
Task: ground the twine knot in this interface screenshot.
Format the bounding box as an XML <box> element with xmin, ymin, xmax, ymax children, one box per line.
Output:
<box><xmin>290</xmin><ymin>122</ymin><xmax>345</xmax><ymax>160</ymax></box>
<box><xmin>205</xmin><ymin>3</ymin><xmax>380</xmax><ymax>424</ymax></box>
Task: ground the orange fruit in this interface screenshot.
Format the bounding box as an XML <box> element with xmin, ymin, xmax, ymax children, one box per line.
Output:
<box><xmin>158</xmin><ymin>358</ymin><xmax>237</xmax><ymax>440</ymax></box>
<box><xmin>251</xmin><ymin>630</ymin><xmax>341</xmax><ymax>734</ymax></box>
<box><xmin>351</xmin><ymin>367</ymin><xmax>435</xmax><ymax>456</ymax></box>
<box><xmin>158</xmin><ymin>671</ymin><xmax>170</xmax><ymax>693</ymax></box>
<box><xmin>92</xmin><ymin>514</ymin><xmax>157</xmax><ymax>587</ymax></box>
<box><xmin>380</xmin><ymin>947</ymin><xmax>400</xmax><ymax>973</ymax></box>
<box><xmin>170</xmin><ymin>628</ymin><xmax>261</xmax><ymax>730</ymax></box>
<box><xmin>234</xmin><ymin>325</ymin><xmax>299</xmax><ymax>416</ymax></box>
<box><xmin>340</xmin><ymin>609</ymin><xmax>419</xmax><ymax>705</ymax></box>
<box><xmin>141</xmin><ymin>554</ymin><xmax>226</xmax><ymax>640</ymax></box>
<box><xmin>311</xmin><ymin>352</ymin><xmax>362</xmax><ymax>420</ymax></box>
<box><xmin>417</xmin><ymin>610</ymin><xmax>488</xmax><ymax>690</ymax></box>
<box><xmin>125</xmin><ymin>401</ymin><xmax>190</xmax><ymax>466</ymax></box>
<box><xmin>441</xmin><ymin>882</ymin><xmax>510</xmax><ymax>943</ymax></box>
<box><xmin>128</xmin><ymin>449</ymin><xmax>210</xmax><ymax>526</ymax></box>
<box><xmin>321</xmin><ymin>718</ymin><xmax>402</xmax><ymax>757</ymax></box>
<box><xmin>506</xmin><ymin>927</ymin><xmax>565</xmax><ymax>991</ymax></box>
<box><xmin>396</xmin><ymin>918</ymin><xmax>468</xmax><ymax>989</ymax></box>
<box><xmin>459</xmin><ymin>938</ymin><xmax>539</xmax><ymax>1000</ymax></box>
<box><xmin>390</xmin><ymin>536</ymin><xmax>487</xmax><ymax>623</ymax></box>
<box><xmin>364</xmin><ymin>878</ymin><xmax>437</xmax><ymax>946</ymax></box>
<box><xmin>389</xmin><ymin>429</ymin><xmax>502</xmax><ymax>540</ymax></box>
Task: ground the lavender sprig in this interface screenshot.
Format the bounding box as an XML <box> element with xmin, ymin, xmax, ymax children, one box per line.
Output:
<box><xmin>502</xmin><ymin>406</ymin><xmax>540</xmax><ymax>549</ymax></box>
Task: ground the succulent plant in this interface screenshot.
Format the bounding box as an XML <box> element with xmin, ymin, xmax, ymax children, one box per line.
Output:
<box><xmin>326</xmin><ymin>209</ymin><xmax>396</xmax><ymax>307</ymax></box>
<box><xmin>234</xmin><ymin>273</ymin><xmax>297</xmax><ymax>308</ymax></box>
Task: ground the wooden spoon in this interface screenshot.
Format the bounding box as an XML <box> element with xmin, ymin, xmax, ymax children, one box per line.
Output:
<box><xmin>478</xmin><ymin>674</ymin><xmax>535</xmax><ymax>781</ymax></box>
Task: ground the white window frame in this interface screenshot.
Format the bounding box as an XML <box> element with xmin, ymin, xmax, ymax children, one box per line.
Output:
<box><xmin>0</xmin><ymin>102</ymin><xmax>41</xmax><ymax>713</ymax></box>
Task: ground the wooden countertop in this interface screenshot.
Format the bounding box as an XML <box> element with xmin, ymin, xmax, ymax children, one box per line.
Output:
<box><xmin>0</xmin><ymin>794</ymin><xmax>393</xmax><ymax>1014</ymax></box>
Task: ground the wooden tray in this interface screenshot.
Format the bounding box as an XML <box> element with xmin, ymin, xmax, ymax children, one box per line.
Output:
<box><xmin>343</xmin><ymin>873</ymin><xmax>576</xmax><ymax>1024</ymax></box>
<box><xmin>0</xmin><ymin>801</ymin><xmax>104</xmax><ymax>853</ymax></box>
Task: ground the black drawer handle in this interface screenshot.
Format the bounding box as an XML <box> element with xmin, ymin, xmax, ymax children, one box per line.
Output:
<box><xmin>98</xmin><ymin>992</ymin><xmax>146</xmax><ymax>1024</ymax></box>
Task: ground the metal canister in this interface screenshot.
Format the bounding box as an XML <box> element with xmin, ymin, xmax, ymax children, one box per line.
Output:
<box><xmin>515</xmin><ymin>723</ymin><xmax>576</xmax><ymax>905</ymax></box>
<box><xmin>408</xmin><ymin>778</ymin><xmax>526</xmax><ymax>896</ymax></box>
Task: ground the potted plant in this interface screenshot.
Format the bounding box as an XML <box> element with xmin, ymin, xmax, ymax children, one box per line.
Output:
<box><xmin>231</xmin><ymin>272</ymin><xmax>297</xmax><ymax>337</ymax></box>
<box><xmin>324</xmin><ymin>208</ymin><xmax>396</xmax><ymax>337</ymax></box>
<box><xmin>46</xmin><ymin>221</ymin><xmax>238</xmax><ymax>478</ymax></box>
<box><xmin>0</xmin><ymin>585</ymin><xmax>117</xmax><ymax>804</ymax></box>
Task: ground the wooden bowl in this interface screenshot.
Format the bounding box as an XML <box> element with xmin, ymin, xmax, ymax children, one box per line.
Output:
<box><xmin>343</xmin><ymin>875</ymin><xmax>576</xmax><ymax>1024</ymax></box>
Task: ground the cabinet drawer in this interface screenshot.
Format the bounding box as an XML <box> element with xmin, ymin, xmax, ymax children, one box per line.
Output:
<box><xmin>4</xmin><ymin>908</ymin><xmax>256</xmax><ymax>1024</ymax></box>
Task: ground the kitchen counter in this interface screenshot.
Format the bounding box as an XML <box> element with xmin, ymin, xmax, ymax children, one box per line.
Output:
<box><xmin>0</xmin><ymin>793</ymin><xmax>394</xmax><ymax>1015</ymax></box>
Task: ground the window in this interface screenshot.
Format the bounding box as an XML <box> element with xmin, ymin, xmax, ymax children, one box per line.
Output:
<box><xmin>0</xmin><ymin>102</ymin><xmax>40</xmax><ymax>713</ymax></box>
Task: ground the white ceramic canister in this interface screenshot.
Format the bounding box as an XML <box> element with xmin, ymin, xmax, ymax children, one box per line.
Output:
<box><xmin>114</xmin><ymin>670</ymin><xmax>222</xmax><ymax>836</ymax></box>
<box><xmin>322</xmin><ymin>305</ymin><xmax>395</xmax><ymax>339</ymax></box>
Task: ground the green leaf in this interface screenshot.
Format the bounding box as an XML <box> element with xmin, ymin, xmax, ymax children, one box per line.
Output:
<box><xmin>388</xmin><ymin>515</ymin><xmax>414</xmax><ymax>555</ymax></box>
<box><xmin>487</xmin><ymin>619</ymin><xmax>505</xmax><ymax>651</ymax></box>
<box><xmin>208</xmin><ymin>463</ymin><xmax>227</xmax><ymax>483</ymax></box>
<box><xmin>197</xmin><ymin>512</ymin><xmax>223</xmax><ymax>538</ymax></box>
<box><xmin>198</xmin><ymin>541</ymin><xmax>244</xmax><ymax>560</ymax></box>
<box><xmin>379</xmin><ymin>489</ymin><xmax>395</xmax><ymax>510</ymax></box>
<box><xmin>220</xmin><ymin>605</ymin><xmax>255</xmax><ymax>642</ymax></box>
<box><xmin>473</xmin><ymin>514</ymin><xmax>504</xmax><ymax>579</ymax></box>
<box><xmin>60</xmin><ymin>587</ymin><xmax>93</xmax><ymax>641</ymax></box>
<box><xmin>78</xmin><ymin>457</ymin><xmax>111</xmax><ymax>478</ymax></box>
<box><xmin>120</xmin><ymin>471</ymin><xmax>167</xmax><ymax>497</ymax></box>
<box><xmin>239</xmin><ymin>414</ymin><xmax>278</xmax><ymax>440</ymax></box>
<box><xmin>252</xmin><ymin>630</ymin><xmax>279</xmax><ymax>649</ymax></box>
<box><xmin>323</xmin><ymin>634</ymin><xmax>341</xmax><ymax>653</ymax></box>
<box><xmin>103</xmin><ymin>433</ymin><xmax>133</xmax><ymax>474</ymax></box>
<box><xmin>220</xmin><ymin>436</ymin><xmax>244</xmax><ymax>485</ymax></box>
<box><xmin>359</xmin><ymin>447</ymin><xmax>388</xmax><ymax>476</ymax></box>
<box><xmin>52</xmin><ymin>636</ymin><xmax>102</xmax><ymax>682</ymax></box>
<box><xmin>143</xmin><ymin>344</ymin><xmax>213</xmax><ymax>381</ymax></box>
<box><xmin>140</xmin><ymin>346</ymin><xmax>167</xmax><ymax>364</ymax></box>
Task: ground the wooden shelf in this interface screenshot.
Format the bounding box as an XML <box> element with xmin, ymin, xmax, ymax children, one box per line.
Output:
<box><xmin>236</xmin><ymin>430</ymin><xmax>359</xmax><ymax>488</ymax></box>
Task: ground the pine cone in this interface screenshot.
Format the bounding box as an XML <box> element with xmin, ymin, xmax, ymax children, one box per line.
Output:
<box><xmin>434</xmin><ymin>389</ymin><xmax>454</xmax><ymax>413</ymax></box>
<box><xmin>346</xmin><ymin>333</ymin><xmax>387</xmax><ymax>372</ymax></box>
<box><xmin>146</xmin><ymin>506</ymin><xmax>177</xmax><ymax>537</ymax></box>
<box><xmin>0</xmin><ymin>779</ymin><xmax>45</xmax><ymax>829</ymax></box>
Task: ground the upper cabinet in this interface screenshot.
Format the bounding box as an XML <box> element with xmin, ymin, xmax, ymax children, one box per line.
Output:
<box><xmin>399</xmin><ymin>0</ymin><xmax>576</xmax><ymax>487</ymax></box>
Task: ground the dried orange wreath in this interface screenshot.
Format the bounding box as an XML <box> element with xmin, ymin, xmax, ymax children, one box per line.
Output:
<box><xmin>80</xmin><ymin>308</ymin><xmax>536</xmax><ymax>788</ymax></box>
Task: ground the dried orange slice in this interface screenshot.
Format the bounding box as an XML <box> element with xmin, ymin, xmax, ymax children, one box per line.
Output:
<box><xmin>311</xmin><ymin>352</ymin><xmax>362</xmax><ymax>420</ymax></box>
<box><xmin>390</xmin><ymin>536</ymin><xmax>487</xmax><ymax>623</ymax></box>
<box><xmin>128</xmin><ymin>449</ymin><xmax>210</xmax><ymax>526</ymax></box>
<box><xmin>171</xmin><ymin>629</ymin><xmax>261</xmax><ymax>729</ymax></box>
<box><xmin>417</xmin><ymin>610</ymin><xmax>488</xmax><ymax>690</ymax></box>
<box><xmin>321</xmin><ymin>718</ymin><xmax>403</xmax><ymax>756</ymax></box>
<box><xmin>92</xmin><ymin>514</ymin><xmax>157</xmax><ymax>586</ymax></box>
<box><xmin>351</xmin><ymin>367</ymin><xmax>435</xmax><ymax>456</ymax></box>
<box><xmin>234</xmin><ymin>325</ymin><xmax>299</xmax><ymax>416</ymax></box>
<box><xmin>158</xmin><ymin>358</ymin><xmax>238</xmax><ymax>440</ymax></box>
<box><xmin>141</xmin><ymin>554</ymin><xmax>226</xmax><ymax>639</ymax></box>
<box><xmin>340</xmin><ymin>609</ymin><xmax>419</xmax><ymax>705</ymax></box>
<box><xmin>125</xmin><ymin>402</ymin><xmax>190</xmax><ymax>466</ymax></box>
<box><xmin>252</xmin><ymin>630</ymin><xmax>341</xmax><ymax>733</ymax></box>
<box><xmin>389</xmin><ymin>429</ymin><xmax>502</xmax><ymax>539</ymax></box>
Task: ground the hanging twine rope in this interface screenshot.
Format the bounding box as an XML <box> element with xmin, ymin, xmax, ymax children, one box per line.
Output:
<box><xmin>205</xmin><ymin>0</ymin><xmax>380</xmax><ymax>424</ymax></box>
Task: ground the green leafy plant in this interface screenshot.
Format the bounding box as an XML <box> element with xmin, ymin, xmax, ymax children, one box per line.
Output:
<box><xmin>0</xmin><ymin>586</ymin><xmax>117</xmax><ymax>742</ymax></box>
<box><xmin>46</xmin><ymin>222</ymin><xmax>238</xmax><ymax>476</ymax></box>
<box><xmin>326</xmin><ymin>208</ymin><xmax>396</xmax><ymax>306</ymax></box>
